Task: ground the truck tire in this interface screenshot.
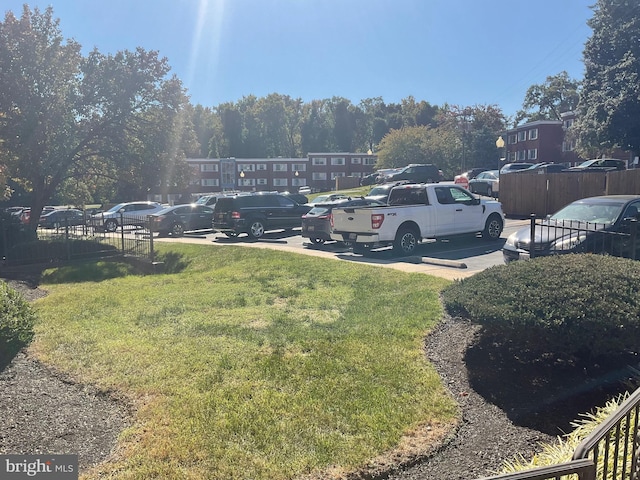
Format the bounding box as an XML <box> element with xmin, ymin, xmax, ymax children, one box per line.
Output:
<box><xmin>483</xmin><ymin>214</ymin><xmax>503</xmax><ymax>240</ymax></box>
<box><xmin>393</xmin><ymin>227</ymin><xmax>419</xmax><ymax>256</ymax></box>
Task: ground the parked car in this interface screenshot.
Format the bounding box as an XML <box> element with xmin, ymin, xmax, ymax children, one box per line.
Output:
<box><xmin>298</xmin><ymin>186</ymin><xmax>312</xmax><ymax>195</ymax></box>
<box><xmin>38</xmin><ymin>208</ymin><xmax>85</xmax><ymax>228</ymax></box>
<box><xmin>282</xmin><ymin>192</ymin><xmax>309</xmax><ymax>204</ymax></box>
<box><xmin>454</xmin><ymin>168</ymin><xmax>488</xmax><ymax>189</ymax></box>
<box><xmin>89</xmin><ymin>201</ymin><xmax>165</xmax><ymax>232</ymax></box>
<box><xmin>301</xmin><ymin>197</ymin><xmax>385</xmax><ymax>245</ymax></box>
<box><xmin>364</xmin><ymin>182</ymin><xmax>408</xmax><ymax>203</ymax></box>
<box><xmin>148</xmin><ymin>204</ymin><xmax>214</xmax><ymax>237</ymax></box>
<box><xmin>503</xmin><ymin>195</ymin><xmax>640</xmax><ymax>262</ymax></box>
<box><xmin>468</xmin><ymin>170</ymin><xmax>500</xmax><ymax>198</ymax></box>
<box><xmin>568</xmin><ymin>158</ymin><xmax>627</xmax><ymax>171</ymax></box>
<box><xmin>500</xmin><ymin>163</ymin><xmax>535</xmax><ymax>174</ymax></box>
<box><xmin>212</xmin><ymin>193</ymin><xmax>312</xmax><ymax>239</ymax></box>
<box><xmin>306</xmin><ymin>194</ymin><xmax>349</xmax><ymax>206</ymax></box>
<box><xmin>195</xmin><ymin>194</ymin><xmax>234</xmax><ymax>207</ymax></box>
<box><xmin>384</xmin><ymin>164</ymin><xmax>440</xmax><ymax>183</ymax></box>
<box><xmin>519</xmin><ymin>162</ymin><xmax>569</xmax><ymax>173</ymax></box>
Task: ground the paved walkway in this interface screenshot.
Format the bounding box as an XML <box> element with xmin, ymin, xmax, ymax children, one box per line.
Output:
<box><xmin>156</xmin><ymin>235</ymin><xmax>479</xmax><ymax>281</ymax></box>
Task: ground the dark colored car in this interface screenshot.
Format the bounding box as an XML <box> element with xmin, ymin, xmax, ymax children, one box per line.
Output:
<box><xmin>520</xmin><ymin>162</ymin><xmax>568</xmax><ymax>173</ymax></box>
<box><xmin>568</xmin><ymin>158</ymin><xmax>627</xmax><ymax>171</ymax></box>
<box><xmin>212</xmin><ymin>193</ymin><xmax>312</xmax><ymax>239</ymax></box>
<box><xmin>499</xmin><ymin>163</ymin><xmax>535</xmax><ymax>174</ymax></box>
<box><xmin>149</xmin><ymin>204</ymin><xmax>214</xmax><ymax>237</ymax></box>
<box><xmin>468</xmin><ymin>170</ymin><xmax>500</xmax><ymax>198</ymax></box>
<box><xmin>364</xmin><ymin>182</ymin><xmax>408</xmax><ymax>203</ymax></box>
<box><xmin>282</xmin><ymin>192</ymin><xmax>309</xmax><ymax>205</ymax></box>
<box><xmin>385</xmin><ymin>163</ymin><xmax>440</xmax><ymax>183</ymax></box>
<box><xmin>301</xmin><ymin>197</ymin><xmax>385</xmax><ymax>245</ymax></box>
<box><xmin>38</xmin><ymin>208</ymin><xmax>85</xmax><ymax>228</ymax></box>
<box><xmin>503</xmin><ymin>195</ymin><xmax>640</xmax><ymax>262</ymax></box>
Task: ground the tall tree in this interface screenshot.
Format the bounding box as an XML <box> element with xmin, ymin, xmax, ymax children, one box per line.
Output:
<box><xmin>516</xmin><ymin>71</ymin><xmax>581</xmax><ymax>124</ymax></box>
<box><xmin>0</xmin><ymin>6</ymin><xmax>192</xmax><ymax>224</ymax></box>
<box><xmin>575</xmin><ymin>0</ymin><xmax>640</xmax><ymax>155</ymax></box>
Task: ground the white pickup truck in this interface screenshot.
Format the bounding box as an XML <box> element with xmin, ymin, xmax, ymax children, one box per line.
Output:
<box><xmin>330</xmin><ymin>183</ymin><xmax>504</xmax><ymax>255</ymax></box>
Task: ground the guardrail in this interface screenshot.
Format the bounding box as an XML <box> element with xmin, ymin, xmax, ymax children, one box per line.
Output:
<box><xmin>478</xmin><ymin>388</ymin><xmax>640</xmax><ymax>480</ymax></box>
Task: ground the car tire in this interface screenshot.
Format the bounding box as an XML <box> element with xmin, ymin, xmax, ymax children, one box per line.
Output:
<box><xmin>104</xmin><ymin>219</ymin><xmax>118</xmax><ymax>232</ymax></box>
<box><xmin>248</xmin><ymin>219</ymin><xmax>265</xmax><ymax>239</ymax></box>
<box><xmin>224</xmin><ymin>232</ymin><xmax>239</xmax><ymax>238</ymax></box>
<box><xmin>393</xmin><ymin>227</ymin><xmax>419</xmax><ymax>256</ymax></box>
<box><xmin>487</xmin><ymin>185</ymin><xmax>493</xmax><ymax>197</ymax></box>
<box><xmin>310</xmin><ymin>237</ymin><xmax>325</xmax><ymax>245</ymax></box>
<box><xmin>483</xmin><ymin>214</ymin><xmax>503</xmax><ymax>240</ymax></box>
<box><xmin>170</xmin><ymin>223</ymin><xmax>185</xmax><ymax>237</ymax></box>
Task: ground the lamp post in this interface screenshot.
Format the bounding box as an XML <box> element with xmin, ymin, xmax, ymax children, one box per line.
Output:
<box><xmin>239</xmin><ymin>170</ymin><xmax>244</xmax><ymax>190</ymax></box>
<box><xmin>496</xmin><ymin>136</ymin><xmax>505</xmax><ymax>170</ymax></box>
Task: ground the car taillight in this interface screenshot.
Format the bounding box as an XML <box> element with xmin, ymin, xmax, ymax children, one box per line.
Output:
<box><xmin>330</xmin><ymin>213</ymin><xmax>334</xmax><ymax>228</ymax></box>
<box><xmin>371</xmin><ymin>214</ymin><xmax>384</xmax><ymax>229</ymax></box>
<box><xmin>318</xmin><ymin>214</ymin><xmax>329</xmax><ymax>220</ymax></box>
<box><xmin>231</xmin><ymin>211</ymin><xmax>241</xmax><ymax>219</ymax></box>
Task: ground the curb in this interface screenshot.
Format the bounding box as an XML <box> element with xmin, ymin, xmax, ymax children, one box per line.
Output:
<box><xmin>403</xmin><ymin>256</ymin><xmax>468</xmax><ymax>269</ymax></box>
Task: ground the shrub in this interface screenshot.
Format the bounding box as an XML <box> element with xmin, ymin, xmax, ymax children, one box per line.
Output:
<box><xmin>441</xmin><ymin>254</ymin><xmax>640</xmax><ymax>359</ymax></box>
<box><xmin>0</xmin><ymin>281</ymin><xmax>36</xmax><ymax>366</ymax></box>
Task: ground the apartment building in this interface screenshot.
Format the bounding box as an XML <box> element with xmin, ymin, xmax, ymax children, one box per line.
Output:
<box><xmin>503</xmin><ymin>112</ymin><xmax>583</xmax><ymax>166</ymax></box>
<box><xmin>186</xmin><ymin>152</ymin><xmax>377</xmax><ymax>195</ymax></box>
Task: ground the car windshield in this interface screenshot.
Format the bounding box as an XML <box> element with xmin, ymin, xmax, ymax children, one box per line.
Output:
<box><xmin>550</xmin><ymin>201</ymin><xmax>625</xmax><ymax>224</ymax></box>
<box><xmin>368</xmin><ymin>186</ymin><xmax>389</xmax><ymax>196</ymax></box>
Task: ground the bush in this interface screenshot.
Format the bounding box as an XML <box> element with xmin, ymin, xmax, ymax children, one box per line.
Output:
<box><xmin>441</xmin><ymin>254</ymin><xmax>640</xmax><ymax>359</ymax></box>
<box><xmin>0</xmin><ymin>281</ymin><xmax>36</xmax><ymax>366</ymax></box>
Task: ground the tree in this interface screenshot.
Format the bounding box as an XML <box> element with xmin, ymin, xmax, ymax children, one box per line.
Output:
<box><xmin>575</xmin><ymin>0</ymin><xmax>640</xmax><ymax>155</ymax></box>
<box><xmin>516</xmin><ymin>71</ymin><xmax>581</xmax><ymax>124</ymax></box>
<box><xmin>0</xmin><ymin>6</ymin><xmax>193</xmax><ymax>225</ymax></box>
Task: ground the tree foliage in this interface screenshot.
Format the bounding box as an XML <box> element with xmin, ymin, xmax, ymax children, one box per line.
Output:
<box><xmin>0</xmin><ymin>6</ymin><xmax>194</xmax><ymax>224</ymax></box>
<box><xmin>516</xmin><ymin>71</ymin><xmax>581</xmax><ymax>124</ymax></box>
<box><xmin>575</xmin><ymin>0</ymin><xmax>640</xmax><ymax>154</ymax></box>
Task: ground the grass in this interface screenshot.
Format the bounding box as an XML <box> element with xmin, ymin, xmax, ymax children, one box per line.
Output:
<box><xmin>31</xmin><ymin>243</ymin><xmax>456</xmax><ymax>479</ymax></box>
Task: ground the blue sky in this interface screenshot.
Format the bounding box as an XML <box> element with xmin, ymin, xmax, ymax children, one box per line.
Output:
<box><xmin>3</xmin><ymin>0</ymin><xmax>593</xmax><ymax>118</ymax></box>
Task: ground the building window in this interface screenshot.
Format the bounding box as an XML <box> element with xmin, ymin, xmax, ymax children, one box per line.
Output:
<box><xmin>517</xmin><ymin>131</ymin><xmax>526</xmax><ymax>142</ymax></box>
<box><xmin>238</xmin><ymin>164</ymin><xmax>254</xmax><ymax>172</ymax></box>
<box><xmin>331</xmin><ymin>157</ymin><xmax>345</xmax><ymax>165</ymax></box>
<box><xmin>292</xmin><ymin>178</ymin><xmax>305</xmax><ymax>187</ymax></box>
<box><xmin>517</xmin><ymin>150</ymin><xmax>526</xmax><ymax>161</ymax></box>
<box><xmin>508</xmin><ymin>134</ymin><xmax>517</xmax><ymax>144</ymax></box>
<box><xmin>528</xmin><ymin>129</ymin><xmax>538</xmax><ymax>140</ymax></box>
<box><xmin>257</xmin><ymin>178</ymin><xmax>267</xmax><ymax>185</ymax></box>
<box><xmin>351</xmin><ymin>157</ymin><xmax>361</xmax><ymax>164</ymax></box>
<box><xmin>292</xmin><ymin>163</ymin><xmax>306</xmax><ymax>172</ymax></box>
<box><xmin>312</xmin><ymin>172</ymin><xmax>327</xmax><ymax>180</ymax></box>
<box><xmin>238</xmin><ymin>178</ymin><xmax>256</xmax><ymax>187</ymax></box>
<box><xmin>200</xmin><ymin>163</ymin><xmax>218</xmax><ymax>172</ymax></box>
<box><xmin>273</xmin><ymin>178</ymin><xmax>288</xmax><ymax>187</ymax></box>
<box><xmin>331</xmin><ymin>172</ymin><xmax>346</xmax><ymax>179</ymax></box>
<box><xmin>312</xmin><ymin>157</ymin><xmax>327</xmax><ymax>166</ymax></box>
<box><xmin>364</xmin><ymin>157</ymin><xmax>376</xmax><ymax>165</ymax></box>
<box><xmin>273</xmin><ymin>164</ymin><xmax>288</xmax><ymax>172</ymax></box>
<box><xmin>528</xmin><ymin>149</ymin><xmax>538</xmax><ymax>160</ymax></box>
<box><xmin>564</xmin><ymin>119</ymin><xmax>574</xmax><ymax>128</ymax></box>
<box><xmin>563</xmin><ymin>140</ymin><xmax>577</xmax><ymax>152</ymax></box>
<box><xmin>201</xmin><ymin>179</ymin><xmax>219</xmax><ymax>186</ymax></box>
<box><xmin>256</xmin><ymin>164</ymin><xmax>267</xmax><ymax>171</ymax></box>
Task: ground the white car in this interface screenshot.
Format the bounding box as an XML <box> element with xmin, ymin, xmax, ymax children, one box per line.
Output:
<box><xmin>90</xmin><ymin>201</ymin><xmax>165</xmax><ymax>232</ymax></box>
<box><xmin>298</xmin><ymin>186</ymin><xmax>312</xmax><ymax>194</ymax></box>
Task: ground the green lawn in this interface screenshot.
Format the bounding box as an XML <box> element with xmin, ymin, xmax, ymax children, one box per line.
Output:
<box><xmin>31</xmin><ymin>243</ymin><xmax>456</xmax><ymax>479</ymax></box>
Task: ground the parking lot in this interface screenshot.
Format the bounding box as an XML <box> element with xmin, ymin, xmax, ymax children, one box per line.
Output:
<box><xmin>156</xmin><ymin>217</ymin><xmax>530</xmax><ymax>281</ymax></box>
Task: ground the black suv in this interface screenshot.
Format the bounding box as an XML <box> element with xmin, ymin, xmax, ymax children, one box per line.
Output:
<box><xmin>213</xmin><ymin>193</ymin><xmax>311</xmax><ymax>239</ymax></box>
<box><xmin>386</xmin><ymin>164</ymin><xmax>440</xmax><ymax>183</ymax></box>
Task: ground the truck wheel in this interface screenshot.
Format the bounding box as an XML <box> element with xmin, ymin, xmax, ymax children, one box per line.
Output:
<box><xmin>393</xmin><ymin>227</ymin><xmax>419</xmax><ymax>256</ymax></box>
<box><xmin>483</xmin><ymin>214</ymin><xmax>503</xmax><ymax>240</ymax></box>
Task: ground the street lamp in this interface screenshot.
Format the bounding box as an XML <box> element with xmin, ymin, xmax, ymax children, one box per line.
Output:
<box><xmin>496</xmin><ymin>136</ymin><xmax>505</xmax><ymax>169</ymax></box>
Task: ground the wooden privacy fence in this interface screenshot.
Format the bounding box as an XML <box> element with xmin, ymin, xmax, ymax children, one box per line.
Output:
<box><xmin>499</xmin><ymin>169</ymin><xmax>640</xmax><ymax>218</ymax></box>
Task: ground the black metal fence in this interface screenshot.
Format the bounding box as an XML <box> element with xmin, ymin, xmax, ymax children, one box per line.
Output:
<box><xmin>479</xmin><ymin>387</ymin><xmax>640</xmax><ymax>480</ymax></box>
<box><xmin>527</xmin><ymin>217</ymin><xmax>638</xmax><ymax>261</ymax></box>
<box><xmin>0</xmin><ymin>211</ymin><xmax>154</xmax><ymax>267</ymax></box>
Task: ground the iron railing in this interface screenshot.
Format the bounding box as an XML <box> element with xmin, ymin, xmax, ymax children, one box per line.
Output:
<box><xmin>1</xmin><ymin>211</ymin><xmax>154</xmax><ymax>266</ymax></box>
<box><xmin>527</xmin><ymin>216</ymin><xmax>638</xmax><ymax>261</ymax></box>
<box><xmin>478</xmin><ymin>388</ymin><xmax>640</xmax><ymax>480</ymax></box>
